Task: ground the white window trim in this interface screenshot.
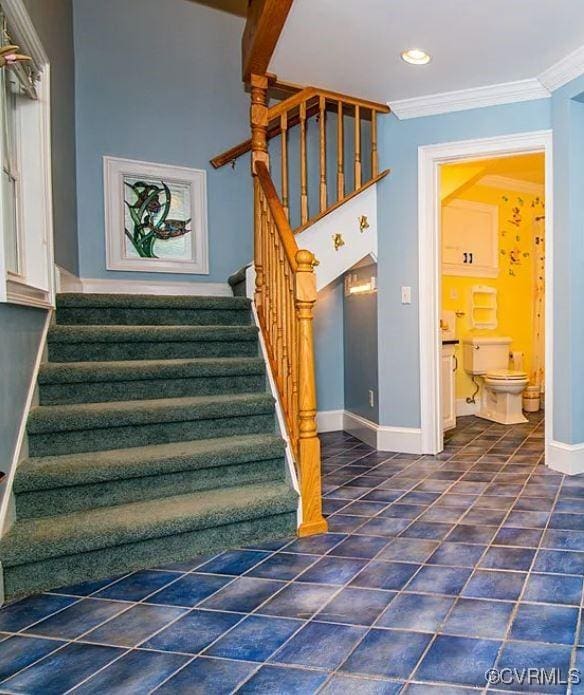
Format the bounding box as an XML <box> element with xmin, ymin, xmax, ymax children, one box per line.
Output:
<box><xmin>0</xmin><ymin>0</ymin><xmax>54</xmax><ymax>309</ymax></box>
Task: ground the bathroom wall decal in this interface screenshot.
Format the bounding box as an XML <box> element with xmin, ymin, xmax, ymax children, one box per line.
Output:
<box><xmin>104</xmin><ymin>156</ymin><xmax>209</xmax><ymax>274</ymax></box>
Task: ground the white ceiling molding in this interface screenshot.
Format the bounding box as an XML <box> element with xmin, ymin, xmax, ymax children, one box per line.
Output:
<box><xmin>539</xmin><ymin>44</ymin><xmax>584</xmax><ymax>92</ymax></box>
<box><xmin>478</xmin><ymin>174</ymin><xmax>545</xmax><ymax>196</ymax></box>
<box><xmin>389</xmin><ymin>78</ymin><xmax>550</xmax><ymax>120</ymax></box>
<box><xmin>389</xmin><ymin>40</ymin><xmax>584</xmax><ymax>120</ymax></box>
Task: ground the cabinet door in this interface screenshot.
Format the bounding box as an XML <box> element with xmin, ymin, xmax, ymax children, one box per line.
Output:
<box><xmin>442</xmin><ymin>199</ymin><xmax>499</xmax><ymax>278</ymax></box>
<box><xmin>441</xmin><ymin>347</ymin><xmax>457</xmax><ymax>431</ymax></box>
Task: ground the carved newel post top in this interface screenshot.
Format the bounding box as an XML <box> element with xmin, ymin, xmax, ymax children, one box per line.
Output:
<box><xmin>295</xmin><ymin>249</ymin><xmax>316</xmax><ymax>270</ymax></box>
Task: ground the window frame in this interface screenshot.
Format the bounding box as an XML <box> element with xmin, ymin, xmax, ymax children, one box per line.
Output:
<box><xmin>0</xmin><ymin>0</ymin><xmax>54</xmax><ymax>309</ymax></box>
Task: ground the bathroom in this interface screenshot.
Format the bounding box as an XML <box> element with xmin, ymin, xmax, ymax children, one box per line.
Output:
<box><xmin>439</xmin><ymin>153</ymin><xmax>545</xmax><ymax>432</ymax></box>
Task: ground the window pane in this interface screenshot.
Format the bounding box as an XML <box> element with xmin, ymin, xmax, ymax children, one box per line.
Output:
<box><xmin>1</xmin><ymin>65</ymin><xmax>20</xmax><ymax>274</ymax></box>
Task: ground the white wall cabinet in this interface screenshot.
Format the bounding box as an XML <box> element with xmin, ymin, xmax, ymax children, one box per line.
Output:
<box><xmin>441</xmin><ymin>343</ymin><xmax>457</xmax><ymax>431</ymax></box>
<box><xmin>442</xmin><ymin>199</ymin><xmax>499</xmax><ymax>278</ymax></box>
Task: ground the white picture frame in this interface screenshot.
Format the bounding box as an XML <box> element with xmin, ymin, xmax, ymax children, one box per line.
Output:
<box><xmin>104</xmin><ymin>156</ymin><xmax>209</xmax><ymax>274</ymax></box>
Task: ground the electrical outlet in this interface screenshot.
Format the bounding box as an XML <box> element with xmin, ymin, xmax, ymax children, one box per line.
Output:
<box><xmin>368</xmin><ymin>389</ymin><xmax>375</xmax><ymax>408</ymax></box>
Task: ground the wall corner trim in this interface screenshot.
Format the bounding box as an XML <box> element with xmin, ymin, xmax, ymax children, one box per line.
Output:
<box><xmin>546</xmin><ymin>441</ymin><xmax>584</xmax><ymax>476</ymax></box>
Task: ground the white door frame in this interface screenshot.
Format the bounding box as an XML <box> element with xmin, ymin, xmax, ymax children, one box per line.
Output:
<box><xmin>418</xmin><ymin>129</ymin><xmax>553</xmax><ymax>455</ymax></box>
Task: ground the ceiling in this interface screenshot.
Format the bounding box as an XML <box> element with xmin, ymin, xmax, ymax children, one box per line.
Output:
<box><xmin>270</xmin><ymin>0</ymin><xmax>584</xmax><ymax>103</ymax></box>
<box><xmin>442</xmin><ymin>153</ymin><xmax>545</xmax><ymax>186</ymax></box>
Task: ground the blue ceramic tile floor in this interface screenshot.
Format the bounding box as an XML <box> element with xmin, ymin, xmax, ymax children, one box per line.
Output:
<box><xmin>3</xmin><ymin>412</ymin><xmax>584</xmax><ymax>693</ymax></box>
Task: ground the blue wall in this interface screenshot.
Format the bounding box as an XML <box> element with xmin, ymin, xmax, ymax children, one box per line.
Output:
<box><xmin>73</xmin><ymin>0</ymin><xmax>252</xmax><ymax>283</ymax></box>
<box><xmin>0</xmin><ymin>306</ymin><xmax>46</xmax><ymax>508</ymax></box>
<box><xmin>344</xmin><ymin>263</ymin><xmax>379</xmax><ymax>422</ymax></box>
<box><xmin>313</xmin><ymin>279</ymin><xmax>344</xmax><ymax>411</ymax></box>
<box><xmin>376</xmin><ymin>99</ymin><xmax>551</xmax><ymax>429</ymax></box>
<box><xmin>23</xmin><ymin>0</ymin><xmax>78</xmax><ymax>273</ymax></box>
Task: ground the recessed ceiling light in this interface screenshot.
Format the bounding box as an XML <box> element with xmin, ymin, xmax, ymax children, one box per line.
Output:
<box><xmin>401</xmin><ymin>48</ymin><xmax>431</xmax><ymax>65</ymax></box>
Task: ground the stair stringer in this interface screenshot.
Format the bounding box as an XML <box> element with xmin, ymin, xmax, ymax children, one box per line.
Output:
<box><xmin>296</xmin><ymin>183</ymin><xmax>379</xmax><ymax>291</ymax></box>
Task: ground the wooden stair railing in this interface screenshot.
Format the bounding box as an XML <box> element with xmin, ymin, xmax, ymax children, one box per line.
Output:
<box><xmin>212</xmin><ymin>82</ymin><xmax>390</xmax><ymax>232</ymax></box>
<box><xmin>242</xmin><ymin>75</ymin><xmax>390</xmax><ymax>537</ymax></box>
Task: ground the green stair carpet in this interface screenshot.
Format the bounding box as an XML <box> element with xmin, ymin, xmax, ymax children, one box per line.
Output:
<box><xmin>0</xmin><ymin>293</ymin><xmax>297</xmax><ymax>600</ymax></box>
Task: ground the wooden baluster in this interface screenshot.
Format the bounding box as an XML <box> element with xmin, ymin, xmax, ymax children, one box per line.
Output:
<box><xmin>319</xmin><ymin>95</ymin><xmax>327</xmax><ymax>212</ymax></box>
<box><xmin>337</xmin><ymin>101</ymin><xmax>344</xmax><ymax>200</ymax></box>
<box><xmin>275</xmin><ymin>243</ymin><xmax>285</xmax><ymax>387</ymax></box>
<box><xmin>250</xmin><ymin>74</ymin><xmax>269</xmax><ymax>312</ymax></box>
<box><xmin>354</xmin><ymin>104</ymin><xmax>362</xmax><ymax>189</ymax></box>
<box><xmin>253</xmin><ymin>181</ymin><xmax>263</xmax><ymax>320</ymax></box>
<box><xmin>278</xmin><ymin>246</ymin><xmax>288</xmax><ymax>393</ymax></box>
<box><xmin>371</xmin><ymin>109</ymin><xmax>379</xmax><ymax>178</ymax></box>
<box><xmin>269</xmin><ymin>225</ymin><xmax>277</xmax><ymax>352</ymax></box>
<box><xmin>299</xmin><ymin>100</ymin><xmax>308</xmax><ymax>225</ymax></box>
<box><xmin>285</xmin><ymin>268</ymin><xmax>293</xmax><ymax>429</ymax></box>
<box><xmin>259</xmin><ymin>193</ymin><xmax>269</xmax><ymax>328</ymax></box>
<box><xmin>289</xmin><ymin>275</ymin><xmax>299</xmax><ymax>454</ymax></box>
<box><xmin>280</xmin><ymin>112</ymin><xmax>289</xmax><ymax>219</ymax></box>
<box><xmin>295</xmin><ymin>249</ymin><xmax>327</xmax><ymax>536</ymax></box>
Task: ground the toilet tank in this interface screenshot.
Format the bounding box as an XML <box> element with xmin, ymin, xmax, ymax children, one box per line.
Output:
<box><xmin>463</xmin><ymin>336</ymin><xmax>511</xmax><ymax>375</ymax></box>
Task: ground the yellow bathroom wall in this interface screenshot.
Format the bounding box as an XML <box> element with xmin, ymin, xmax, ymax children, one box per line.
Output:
<box><xmin>440</xmin><ymin>178</ymin><xmax>545</xmax><ymax>402</ymax></box>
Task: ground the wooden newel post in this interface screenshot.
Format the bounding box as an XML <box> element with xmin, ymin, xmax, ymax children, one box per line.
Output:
<box><xmin>250</xmin><ymin>74</ymin><xmax>269</xmax><ymax>312</ymax></box>
<box><xmin>295</xmin><ymin>249</ymin><xmax>328</xmax><ymax>537</ymax></box>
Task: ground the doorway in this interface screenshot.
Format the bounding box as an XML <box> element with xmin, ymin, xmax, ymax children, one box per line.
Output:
<box><xmin>418</xmin><ymin>131</ymin><xmax>553</xmax><ymax>459</ymax></box>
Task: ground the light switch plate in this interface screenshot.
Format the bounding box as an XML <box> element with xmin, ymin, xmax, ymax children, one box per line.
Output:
<box><xmin>401</xmin><ymin>286</ymin><xmax>412</xmax><ymax>304</ymax></box>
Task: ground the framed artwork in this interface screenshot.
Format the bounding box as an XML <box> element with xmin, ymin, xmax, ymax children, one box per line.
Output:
<box><xmin>104</xmin><ymin>156</ymin><xmax>209</xmax><ymax>274</ymax></box>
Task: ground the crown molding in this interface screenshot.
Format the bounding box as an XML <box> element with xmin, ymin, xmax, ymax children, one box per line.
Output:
<box><xmin>389</xmin><ymin>78</ymin><xmax>550</xmax><ymax>120</ymax></box>
<box><xmin>539</xmin><ymin>44</ymin><xmax>584</xmax><ymax>92</ymax></box>
<box><xmin>478</xmin><ymin>174</ymin><xmax>545</xmax><ymax>196</ymax></box>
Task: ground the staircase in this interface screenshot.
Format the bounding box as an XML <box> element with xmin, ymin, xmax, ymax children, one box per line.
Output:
<box><xmin>0</xmin><ymin>293</ymin><xmax>297</xmax><ymax>600</ymax></box>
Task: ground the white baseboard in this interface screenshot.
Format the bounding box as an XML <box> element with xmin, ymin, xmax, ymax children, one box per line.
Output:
<box><xmin>317</xmin><ymin>410</ymin><xmax>345</xmax><ymax>433</ymax></box>
<box><xmin>547</xmin><ymin>440</ymin><xmax>584</xmax><ymax>475</ymax></box>
<box><xmin>343</xmin><ymin>410</ymin><xmax>423</xmax><ymax>454</ymax></box>
<box><xmin>56</xmin><ymin>267</ymin><xmax>231</xmax><ymax>296</ymax></box>
<box><xmin>456</xmin><ymin>399</ymin><xmax>478</xmax><ymax>417</ymax></box>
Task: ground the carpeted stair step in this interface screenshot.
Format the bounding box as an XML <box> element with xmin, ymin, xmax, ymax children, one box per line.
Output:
<box><xmin>55</xmin><ymin>293</ymin><xmax>252</xmax><ymax>326</ymax></box>
<box><xmin>0</xmin><ymin>481</ymin><xmax>298</xmax><ymax>599</ymax></box>
<box><xmin>13</xmin><ymin>434</ymin><xmax>287</xmax><ymax>518</ymax></box>
<box><xmin>38</xmin><ymin>357</ymin><xmax>266</xmax><ymax>404</ymax></box>
<box><xmin>27</xmin><ymin>393</ymin><xmax>276</xmax><ymax>457</ymax></box>
<box><xmin>47</xmin><ymin>324</ymin><xmax>259</xmax><ymax>362</ymax></box>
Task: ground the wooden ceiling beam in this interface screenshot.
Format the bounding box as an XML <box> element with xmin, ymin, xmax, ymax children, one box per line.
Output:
<box><xmin>242</xmin><ymin>0</ymin><xmax>294</xmax><ymax>82</ymax></box>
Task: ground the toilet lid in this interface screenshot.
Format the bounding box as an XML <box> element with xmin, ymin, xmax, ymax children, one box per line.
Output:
<box><xmin>485</xmin><ymin>369</ymin><xmax>528</xmax><ymax>381</ymax></box>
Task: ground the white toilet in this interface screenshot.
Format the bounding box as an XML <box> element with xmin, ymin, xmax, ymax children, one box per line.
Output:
<box><xmin>463</xmin><ymin>336</ymin><xmax>529</xmax><ymax>425</ymax></box>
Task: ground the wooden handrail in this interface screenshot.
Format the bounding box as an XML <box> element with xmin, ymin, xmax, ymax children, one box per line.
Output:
<box><xmin>255</xmin><ymin>162</ymin><xmax>297</xmax><ymax>270</ymax></box>
<box><xmin>211</xmin><ymin>85</ymin><xmax>390</xmax><ymax>169</ymax></box>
